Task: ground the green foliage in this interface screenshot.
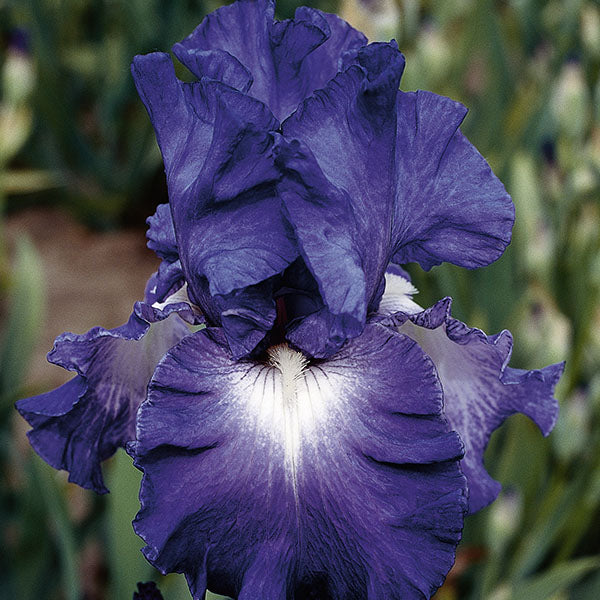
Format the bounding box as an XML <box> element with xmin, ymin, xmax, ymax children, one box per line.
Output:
<box><xmin>1</xmin><ymin>0</ymin><xmax>599</xmax><ymax>598</ymax></box>
<box><xmin>3</xmin><ymin>0</ymin><xmax>212</xmax><ymax>227</ymax></box>
<box><xmin>0</xmin><ymin>236</ymin><xmax>50</xmax><ymax>598</ymax></box>
<box><xmin>0</xmin><ymin>237</ymin><xmax>44</xmax><ymax>404</ymax></box>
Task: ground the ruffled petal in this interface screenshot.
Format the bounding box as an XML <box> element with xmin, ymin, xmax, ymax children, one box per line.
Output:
<box><xmin>146</xmin><ymin>203</ymin><xmax>177</xmax><ymax>262</ymax></box>
<box><xmin>175</xmin><ymin>48</ymin><xmax>254</xmax><ymax>94</ymax></box>
<box><xmin>144</xmin><ymin>204</ymin><xmax>185</xmax><ymax>304</ymax></box>
<box><xmin>16</xmin><ymin>301</ymin><xmax>191</xmax><ymax>493</ymax></box>
<box><xmin>132</xmin><ymin>52</ymin><xmax>298</xmax><ymax>355</ymax></box>
<box><xmin>279</xmin><ymin>43</ymin><xmax>514</xmax><ymax>354</ymax></box>
<box><xmin>277</xmin><ymin>43</ymin><xmax>405</xmax><ymax>356</ymax></box>
<box><xmin>132</xmin><ymin>324</ymin><xmax>466</xmax><ymax>599</ymax></box>
<box><xmin>212</xmin><ymin>277</ymin><xmax>278</xmax><ymax>359</ymax></box>
<box><xmin>172</xmin><ymin>0</ymin><xmax>366</xmax><ymax>121</ymax></box>
<box><xmin>380</xmin><ymin>297</ymin><xmax>563</xmax><ymax>513</ymax></box>
<box><xmin>391</xmin><ymin>91</ymin><xmax>514</xmax><ymax>270</ymax></box>
<box><xmin>299</xmin><ymin>10</ymin><xmax>367</xmax><ymax>78</ymax></box>
<box><xmin>173</xmin><ymin>0</ymin><xmax>275</xmax><ymax>104</ymax></box>
<box><xmin>144</xmin><ymin>262</ymin><xmax>185</xmax><ymax>306</ymax></box>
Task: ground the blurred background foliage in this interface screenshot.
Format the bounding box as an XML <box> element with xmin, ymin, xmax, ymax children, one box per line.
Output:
<box><xmin>1</xmin><ymin>0</ymin><xmax>599</xmax><ymax>598</ymax></box>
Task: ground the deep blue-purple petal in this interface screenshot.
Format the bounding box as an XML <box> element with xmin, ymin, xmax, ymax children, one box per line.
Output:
<box><xmin>172</xmin><ymin>0</ymin><xmax>366</xmax><ymax>121</ymax></box>
<box><xmin>132</xmin><ymin>324</ymin><xmax>466</xmax><ymax>599</ymax></box>
<box><xmin>131</xmin><ymin>52</ymin><xmax>280</xmax><ymax>206</ymax></box>
<box><xmin>146</xmin><ymin>203</ymin><xmax>177</xmax><ymax>262</ymax></box>
<box><xmin>175</xmin><ymin>48</ymin><xmax>253</xmax><ymax>93</ymax></box>
<box><xmin>172</xmin><ymin>0</ymin><xmax>275</xmax><ymax>102</ymax></box>
<box><xmin>298</xmin><ymin>9</ymin><xmax>367</xmax><ymax>81</ymax></box>
<box><xmin>280</xmin><ymin>42</ymin><xmax>514</xmax><ymax>335</ymax></box>
<box><xmin>144</xmin><ymin>261</ymin><xmax>185</xmax><ymax>306</ymax></box>
<box><xmin>381</xmin><ymin>297</ymin><xmax>563</xmax><ymax>513</ymax></box>
<box><xmin>391</xmin><ymin>91</ymin><xmax>514</xmax><ymax>269</ymax></box>
<box><xmin>144</xmin><ymin>204</ymin><xmax>185</xmax><ymax>304</ymax></box>
<box><xmin>212</xmin><ymin>277</ymin><xmax>278</xmax><ymax>360</ymax></box>
<box><xmin>274</xmin><ymin>136</ymin><xmax>365</xmax><ymax>357</ymax></box>
<box><xmin>278</xmin><ymin>43</ymin><xmax>404</xmax><ymax>356</ymax></box>
<box><xmin>132</xmin><ymin>52</ymin><xmax>298</xmax><ymax>355</ymax></box>
<box><xmin>16</xmin><ymin>301</ymin><xmax>191</xmax><ymax>493</ymax></box>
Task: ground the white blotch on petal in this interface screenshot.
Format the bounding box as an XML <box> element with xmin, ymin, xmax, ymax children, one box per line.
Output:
<box><xmin>377</xmin><ymin>272</ymin><xmax>422</xmax><ymax>315</ymax></box>
<box><xmin>242</xmin><ymin>345</ymin><xmax>332</xmax><ymax>495</ymax></box>
<box><xmin>152</xmin><ymin>283</ymin><xmax>201</xmax><ymax>313</ymax></box>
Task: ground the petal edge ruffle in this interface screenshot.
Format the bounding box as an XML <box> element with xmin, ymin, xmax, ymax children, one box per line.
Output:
<box><xmin>132</xmin><ymin>324</ymin><xmax>467</xmax><ymax>599</ymax></box>
<box><xmin>16</xmin><ymin>300</ymin><xmax>192</xmax><ymax>493</ymax></box>
<box><xmin>379</xmin><ymin>296</ymin><xmax>562</xmax><ymax>513</ymax></box>
<box><xmin>173</xmin><ymin>0</ymin><xmax>366</xmax><ymax>121</ymax></box>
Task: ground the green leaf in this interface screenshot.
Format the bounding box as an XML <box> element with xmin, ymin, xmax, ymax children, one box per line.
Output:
<box><xmin>105</xmin><ymin>449</ymin><xmax>155</xmax><ymax>598</ymax></box>
<box><xmin>206</xmin><ymin>592</ymin><xmax>232</xmax><ymax>600</ymax></box>
<box><xmin>0</xmin><ymin>235</ymin><xmax>45</xmax><ymax>404</ymax></box>
<box><xmin>29</xmin><ymin>454</ymin><xmax>81</xmax><ymax>600</ymax></box>
<box><xmin>508</xmin><ymin>557</ymin><xmax>600</xmax><ymax>600</ymax></box>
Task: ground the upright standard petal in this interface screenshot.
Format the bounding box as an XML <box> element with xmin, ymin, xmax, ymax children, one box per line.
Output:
<box><xmin>277</xmin><ymin>42</ymin><xmax>404</xmax><ymax>356</ymax></box>
<box><xmin>145</xmin><ymin>203</ymin><xmax>185</xmax><ymax>304</ymax></box>
<box><xmin>172</xmin><ymin>0</ymin><xmax>366</xmax><ymax>121</ymax></box>
<box><xmin>16</xmin><ymin>301</ymin><xmax>191</xmax><ymax>493</ymax></box>
<box><xmin>278</xmin><ymin>41</ymin><xmax>514</xmax><ymax>355</ymax></box>
<box><xmin>379</xmin><ymin>296</ymin><xmax>563</xmax><ymax>513</ymax></box>
<box><xmin>132</xmin><ymin>52</ymin><xmax>298</xmax><ymax>356</ymax></box>
<box><xmin>390</xmin><ymin>91</ymin><xmax>514</xmax><ymax>270</ymax></box>
<box><xmin>133</xmin><ymin>324</ymin><xmax>467</xmax><ymax>599</ymax></box>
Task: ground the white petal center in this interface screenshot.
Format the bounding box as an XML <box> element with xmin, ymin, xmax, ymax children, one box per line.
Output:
<box><xmin>241</xmin><ymin>345</ymin><xmax>334</xmax><ymax>496</ymax></box>
<box><xmin>378</xmin><ymin>272</ymin><xmax>421</xmax><ymax>315</ymax></box>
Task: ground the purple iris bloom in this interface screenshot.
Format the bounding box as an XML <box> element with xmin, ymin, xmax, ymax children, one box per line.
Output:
<box><xmin>17</xmin><ymin>1</ymin><xmax>563</xmax><ymax>598</ymax></box>
<box><xmin>133</xmin><ymin>581</ymin><xmax>164</xmax><ymax>600</ymax></box>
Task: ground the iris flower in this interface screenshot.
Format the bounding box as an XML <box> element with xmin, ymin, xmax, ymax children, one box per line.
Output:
<box><xmin>134</xmin><ymin>582</ymin><xmax>164</xmax><ymax>600</ymax></box>
<box><xmin>17</xmin><ymin>1</ymin><xmax>563</xmax><ymax>598</ymax></box>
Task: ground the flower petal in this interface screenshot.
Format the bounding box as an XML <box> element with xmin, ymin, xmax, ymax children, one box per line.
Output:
<box><xmin>144</xmin><ymin>262</ymin><xmax>185</xmax><ymax>306</ymax></box>
<box><xmin>16</xmin><ymin>302</ymin><xmax>190</xmax><ymax>493</ymax></box>
<box><xmin>132</xmin><ymin>52</ymin><xmax>298</xmax><ymax>355</ymax></box>
<box><xmin>212</xmin><ymin>277</ymin><xmax>278</xmax><ymax>359</ymax></box>
<box><xmin>279</xmin><ymin>43</ymin><xmax>514</xmax><ymax>351</ymax></box>
<box><xmin>300</xmin><ymin>9</ymin><xmax>367</xmax><ymax>77</ymax></box>
<box><xmin>132</xmin><ymin>324</ymin><xmax>466</xmax><ymax>599</ymax></box>
<box><xmin>390</xmin><ymin>91</ymin><xmax>514</xmax><ymax>270</ymax></box>
<box><xmin>381</xmin><ymin>297</ymin><xmax>563</xmax><ymax>513</ymax></box>
<box><xmin>145</xmin><ymin>204</ymin><xmax>185</xmax><ymax>304</ymax></box>
<box><xmin>175</xmin><ymin>48</ymin><xmax>254</xmax><ymax>93</ymax></box>
<box><xmin>146</xmin><ymin>203</ymin><xmax>177</xmax><ymax>263</ymax></box>
<box><xmin>277</xmin><ymin>42</ymin><xmax>405</xmax><ymax>355</ymax></box>
<box><xmin>172</xmin><ymin>0</ymin><xmax>366</xmax><ymax>121</ymax></box>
